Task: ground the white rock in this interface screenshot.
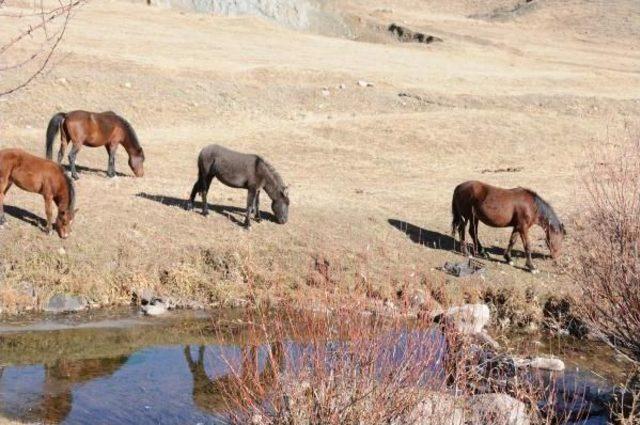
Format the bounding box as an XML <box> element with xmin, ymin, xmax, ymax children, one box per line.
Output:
<box><xmin>57</xmin><ymin>77</ymin><xmax>68</xmax><ymax>85</ymax></box>
<box><xmin>467</xmin><ymin>394</ymin><xmax>530</xmax><ymax>425</ymax></box>
<box><xmin>357</xmin><ymin>80</ymin><xmax>373</xmax><ymax>87</ymax></box>
<box><xmin>58</xmin><ymin>247</ymin><xmax>66</xmax><ymax>255</ymax></box>
<box><xmin>321</xmin><ymin>89</ymin><xmax>330</xmax><ymax>96</ymax></box>
<box><xmin>123</xmin><ymin>82</ymin><xmax>132</xmax><ymax>88</ymax></box>
<box><xmin>444</xmin><ymin>303</ymin><xmax>490</xmax><ymax>334</ymax></box>
<box><xmin>515</xmin><ymin>356</ymin><xmax>565</xmax><ymax>372</ymax></box>
<box><xmin>338</xmin><ymin>83</ymin><xmax>346</xmax><ymax>89</ymax></box>
<box><xmin>141</xmin><ymin>301</ymin><xmax>167</xmax><ymax>316</ymax></box>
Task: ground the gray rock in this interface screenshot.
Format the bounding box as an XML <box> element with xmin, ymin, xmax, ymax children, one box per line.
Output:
<box><xmin>45</xmin><ymin>294</ymin><xmax>88</xmax><ymax>313</ymax></box>
<box><xmin>467</xmin><ymin>394</ymin><xmax>530</xmax><ymax>425</ymax></box>
<box><xmin>444</xmin><ymin>303</ymin><xmax>491</xmax><ymax>334</ymax></box>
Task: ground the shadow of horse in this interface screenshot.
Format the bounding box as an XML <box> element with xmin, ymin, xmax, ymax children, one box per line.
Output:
<box><xmin>66</xmin><ymin>164</ymin><xmax>128</xmax><ymax>178</ymax></box>
<box><xmin>4</xmin><ymin>205</ymin><xmax>46</xmax><ymax>228</ymax></box>
<box><xmin>135</xmin><ymin>192</ymin><xmax>277</xmax><ymax>227</ymax></box>
<box><xmin>387</xmin><ymin>218</ymin><xmax>546</xmax><ymax>261</ymax></box>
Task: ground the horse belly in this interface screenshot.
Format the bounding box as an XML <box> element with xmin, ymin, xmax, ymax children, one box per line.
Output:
<box><xmin>11</xmin><ymin>169</ymin><xmax>42</xmax><ymax>194</ymax></box>
<box><xmin>475</xmin><ymin>203</ymin><xmax>514</xmax><ymax>228</ymax></box>
<box><xmin>216</xmin><ymin>174</ymin><xmax>247</xmax><ymax>189</ymax></box>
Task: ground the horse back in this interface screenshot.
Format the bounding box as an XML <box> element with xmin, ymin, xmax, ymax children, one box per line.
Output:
<box><xmin>64</xmin><ymin>110</ymin><xmax>122</xmax><ymax>146</ymax></box>
<box><xmin>199</xmin><ymin>144</ymin><xmax>260</xmax><ymax>189</ymax></box>
<box><xmin>454</xmin><ymin>180</ymin><xmax>536</xmax><ymax>228</ymax></box>
<box><xmin>0</xmin><ymin>148</ymin><xmax>65</xmax><ymax>194</ymax></box>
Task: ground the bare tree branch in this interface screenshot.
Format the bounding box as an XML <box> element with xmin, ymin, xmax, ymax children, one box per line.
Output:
<box><xmin>0</xmin><ymin>0</ymin><xmax>87</xmax><ymax>97</ymax></box>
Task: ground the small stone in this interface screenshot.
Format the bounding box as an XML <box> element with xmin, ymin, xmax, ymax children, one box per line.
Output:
<box><xmin>321</xmin><ymin>89</ymin><xmax>330</xmax><ymax>96</ymax></box>
<box><xmin>515</xmin><ymin>356</ymin><xmax>565</xmax><ymax>372</ymax></box>
<box><xmin>57</xmin><ymin>77</ymin><xmax>68</xmax><ymax>86</ymax></box>
<box><xmin>123</xmin><ymin>82</ymin><xmax>132</xmax><ymax>88</ymax></box>
<box><xmin>58</xmin><ymin>247</ymin><xmax>66</xmax><ymax>255</ymax></box>
<box><xmin>338</xmin><ymin>83</ymin><xmax>346</xmax><ymax>89</ymax></box>
<box><xmin>358</xmin><ymin>80</ymin><xmax>373</xmax><ymax>87</ymax></box>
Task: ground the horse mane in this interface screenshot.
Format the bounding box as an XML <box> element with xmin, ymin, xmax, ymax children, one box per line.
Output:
<box><xmin>116</xmin><ymin>114</ymin><xmax>143</xmax><ymax>154</ymax></box>
<box><xmin>64</xmin><ymin>172</ymin><xmax>76</xmax><ymax>212</ymax></box>
<box><xmin>257</xmin><ymin>157</ymin><xmax>285</xmax><ymax>191</ymax></box>
<box><xmin>525</xmin><ymin>188</ymin><xmax>564</xmax><ymax>233</ymax></box>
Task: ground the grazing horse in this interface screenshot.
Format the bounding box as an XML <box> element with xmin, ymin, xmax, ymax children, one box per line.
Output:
<box><xmin>187</xmin><ymin>144</ymin><xmax>289</xmax><ymax>228</ymax></box>
<box><xmin>45</xmin><ymin>110</ymin><xmax>145</xmax><ymax>180</ymax></box>
<box><xmin>0</xmin><ymin>149</ymin><xmax>76</xmax><ymax>238</ymax></box>
<box><xmin>451</xmin><ymin>180</ymin><xmax>565</xmax><ymax>273</ymax></box>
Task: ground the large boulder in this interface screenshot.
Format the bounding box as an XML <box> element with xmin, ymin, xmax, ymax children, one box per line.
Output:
<box><xmin>407</xmin><ymin>393</ymin><xmax>464</xmax><ymax>425</ymax></box>
<box><xmin>443</xmin><ymin>303</ymin><xmax>491</xmax><ymax>334</ymax></box>
<box><xmin>467</xmin><ymin>394</ymin><xmax>530</xmax><ymax>425</ymax></box>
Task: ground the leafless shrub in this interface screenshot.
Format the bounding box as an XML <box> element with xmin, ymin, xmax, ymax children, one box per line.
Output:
<box><xmin>209</xmin><ymin>307</ymin><xmax>585</xmax><ymax>424</ymax></box>
<box><xmin>0</xmin><ymin>0</ymin><xmax>87</xmax><ymax>97</ymax></box>
<box><xmin>572</xmin><ymin>126</ymin><xmax>640</xmax><ymax>363</ymax></box>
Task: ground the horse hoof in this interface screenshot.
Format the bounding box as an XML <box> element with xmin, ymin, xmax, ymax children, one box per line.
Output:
<box><xmin>507</xmin><ymin>261</ymin><xmax>514</xmax><ymax>266</ymax></box>
<box><xmin>185</xmin><ymin>203</ymin><xmax>193</xmax><ymax>211</ymax></box>
<box><xmin>72</xmin><ymin>174</ymin><xmax>80</xmax><ymax>181</ymax></box>
<box><xmin>202</xmin><ymin>211</ymin><xmax>209</xmax><ymax>217</ymax></box>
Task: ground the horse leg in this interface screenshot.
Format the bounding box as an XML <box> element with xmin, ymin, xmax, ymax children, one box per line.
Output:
<box><xmin>57</xmin><ymin>134</ymin><xmax>68</xmax><ymax>165</ymax></box>
<box><xmin>458</xmin><ymin>220</ymin><xmax>469</xmax><ymax>256</ymax></box>
<box><xmin>200</xmin><ymin>174</ymin><xmax>214</xmax><ymax>217</ymax></box>
<box><xmin>519</xmin><ymin>227</ymin><xmax>538</xmax><ymax>273</ymax></box>
<box><xmin>106</xmin><ymin>145</ymin><xmax>117</xmax><ymax>178</ymax></box>
<box><xmin>253</xmin><ymin>190</ymin><xmax>261</xmax><ymax>222</ymax></box>
<box><xmin>68</xmin><ymin>143</ymin><xmax>81</xmax><ymax>180</ymax></box>
<box><xmin>44</xmin><ymin>194</ymin><xmax>54</xmax><ymax>234</ymax></box>
<box><xmin>0</xmin><ymin>178</ymin><xmax>10</xmax><ymax>226</ymax></box>
<box><xmin>187</xmin><ymin>179</ymin><xmax>200</xmax><ymax>211</ymax></box>
<box><xmin>504</xmin><ymin>229</ymin><xmax>518</xmax><ymax>266</ymax></box>
<box><xmin>244</xmin><ymin>188</ymin><xmax>257</xmax><ymax>228</ymax></box>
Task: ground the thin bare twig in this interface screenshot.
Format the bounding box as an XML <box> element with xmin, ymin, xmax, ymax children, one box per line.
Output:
<box><xmin>0</xmin><ymin>0</ymin><xmax>86</xmax><ymax>97</ymax></box>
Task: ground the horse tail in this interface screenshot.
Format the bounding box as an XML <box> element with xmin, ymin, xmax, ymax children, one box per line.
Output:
<box><xmin>46</xmin><ymin>112</ymin><xmax>66</xmax><ymax>160</ymax></box>
<box><xmin>451</xmin><ymin>196</ymin><xmax>464</xmax><ymax>237</ymax></box>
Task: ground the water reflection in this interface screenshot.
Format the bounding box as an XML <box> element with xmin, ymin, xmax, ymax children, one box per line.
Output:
<box><xmin>0</xmin><ymin>312</ymin><xmax>628</xmax><ymax>425</ymax></box>
<box><xmin>184</xmin><ymin>342</ymin><xmax>284</xmax><ymax>415</ymax></box>
<box><xmin>0</xmin><ymin>357</ymin><xmax>128</xmax><ymax>424</ymax></box>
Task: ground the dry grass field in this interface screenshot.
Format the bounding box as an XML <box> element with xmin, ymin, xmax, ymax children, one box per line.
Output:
<box><xmin>0</xmin><ymin>0</ymin><xmax>639</xmax><ymax>318</ymax></box>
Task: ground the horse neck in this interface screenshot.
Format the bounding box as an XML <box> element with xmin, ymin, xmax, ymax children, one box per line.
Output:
<box><xmin>54</xmin><ymin>182</ymin><xmax>70</xmax><ymax>213</ymax></box>
<box><xmin>263</xmin><ymin>179</ymin><xmax>282</xmax><ymax>200</ymax></box>
<box><xmin>259</xmin><ymin>164</ymin><xmax>283</xmax><ymax>200</ymax></box>
<box><xmin>122</xmin><ymin>136</ymin><xmax>141</xmax><ymax>158</ymax></box>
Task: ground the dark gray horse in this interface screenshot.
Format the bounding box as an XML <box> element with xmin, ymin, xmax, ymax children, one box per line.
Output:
<box><xmin>187</xmin><ymin>144</ymin><xmax>289</xmax><ymax>227</ymax></box>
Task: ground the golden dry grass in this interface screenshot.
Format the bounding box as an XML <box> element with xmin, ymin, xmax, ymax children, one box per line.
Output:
<box><xmin>0</xmin><ymin>0</ymin><xmax>639</xmax><ymax>314</ymax></box>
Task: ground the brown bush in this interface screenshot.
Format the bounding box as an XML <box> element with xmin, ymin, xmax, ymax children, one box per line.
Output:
<box><xmin>572</xmin><ymin>127</ymin><xmax>640</xmax><ymax>363</ymax></box>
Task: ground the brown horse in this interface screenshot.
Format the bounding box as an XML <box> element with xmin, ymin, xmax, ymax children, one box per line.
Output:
<box><xmin>451</xmin><ymin>180</ymin><xmax>565</xmax><ymax>273</ymax></box>
<box><xmin>0</xmin><ymin>149</ymin><xmax>76</xmax><ymax>238</ymax></box>
<box><xmin>45</xmin><ymin>110</ymin><xmax>145</xmax><ymax>180</ymax></box>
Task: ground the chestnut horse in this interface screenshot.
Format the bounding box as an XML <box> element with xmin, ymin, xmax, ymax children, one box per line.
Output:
<box><xmin>451</xmin><ymin>180</ymin><xmax>565</xmax><ymax>273</ymax></box>
<box><xmin>0</xmin><ymin>149</ymin><xmax>76</xmax><ymax>238</ymax></box>
<box><xmin>45</xmin><ymin>110</ymin><xmax>145</xmax><ymax>180</ymax></box>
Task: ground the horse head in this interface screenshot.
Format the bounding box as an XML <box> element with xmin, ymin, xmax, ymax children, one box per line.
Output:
<box><xmin>546</xmin><ymin>223</ymin><xmax>566</xmax><ymax>260</ymax></box>
<box><xmin>128</xmin><ymin>149</ymin><xmax>145</xmax><ymax>177</ymax></box>
<box><xmin>271</xmin><ymin>185</ymin><xmax>289</xmax><ymax>224</ymax></box>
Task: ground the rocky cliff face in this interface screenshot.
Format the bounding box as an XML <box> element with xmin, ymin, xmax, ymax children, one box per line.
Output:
<box><xmin>149</xmin><ymin>0</ymin><xmax>351</xmax><ymax>36</ymax></box>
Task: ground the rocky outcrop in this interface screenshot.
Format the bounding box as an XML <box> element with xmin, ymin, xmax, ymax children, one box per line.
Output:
<box><xmin>388</xmin><ymin>23</ymin><xmax>442</xmax><ymax>44</ymax></box>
